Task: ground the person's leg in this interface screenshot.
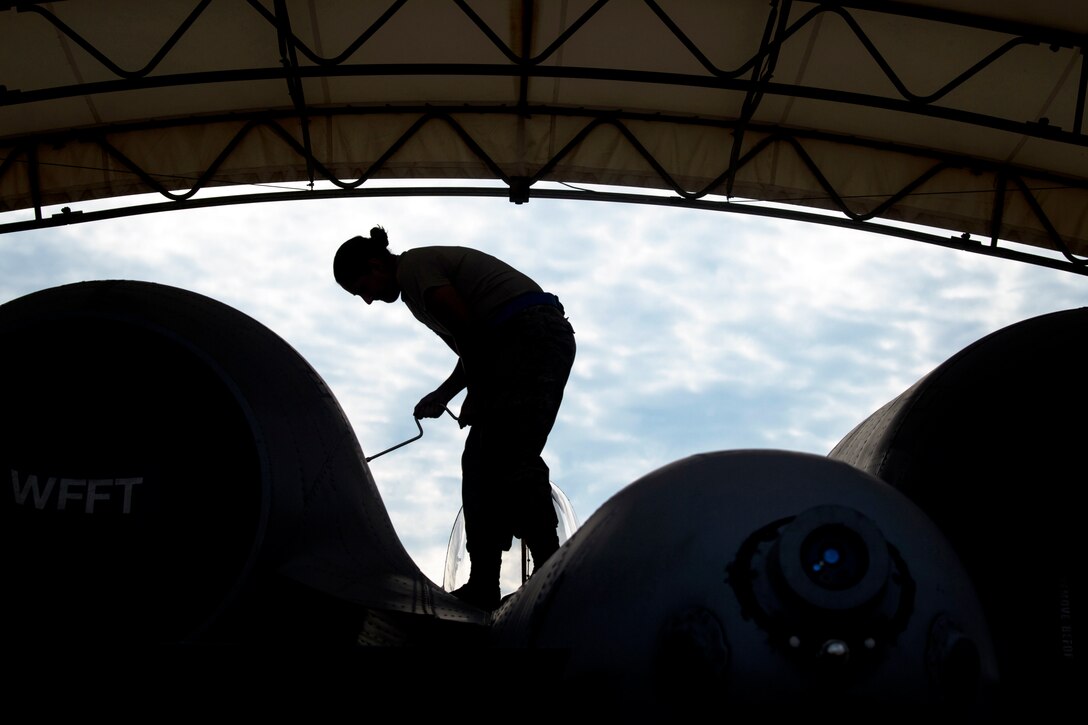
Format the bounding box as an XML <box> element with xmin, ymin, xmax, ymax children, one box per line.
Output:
<box><xmin>492</xmin><ymin>308</ymin><xmax>576</xmax><ymax>572</ymax></box>
<box><xmin>452</xmin><ymin>423</ymin><xmax>506</xmax><ymax>610</ymax></box>
<box><xmin>453</xmin><ymin>307</ymin><xmax>576</xmax><ymax>604</ymax></box>
<box><xmin>501</xmin><ymin>427</ymin><xmax>560</xmax><ymax>570</ymax></box>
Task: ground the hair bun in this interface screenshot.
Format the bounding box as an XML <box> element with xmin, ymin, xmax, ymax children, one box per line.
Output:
<box><xmin>370</xmin><ymin>225</ymin><xmax>389</xmax><ymax>247</ymax></box>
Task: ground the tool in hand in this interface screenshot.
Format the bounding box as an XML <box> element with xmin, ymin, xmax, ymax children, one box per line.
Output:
<box><xmin>365</xmin><ymin>407</ymin><xmax>459</xmax><ymax>462</ymax></box>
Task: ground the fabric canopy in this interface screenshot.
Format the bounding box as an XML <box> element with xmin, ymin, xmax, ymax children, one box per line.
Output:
<box><xmin>1</xmin><ymin>1</ymin><xmax>1086</xmax><ymax>270</ymax></box>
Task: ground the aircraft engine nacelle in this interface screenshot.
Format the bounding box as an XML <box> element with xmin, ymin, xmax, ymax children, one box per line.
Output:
<box><xmin>828</xmin><ymin>307</ymin><xmax>1084</xmax><ymax>714</ymax></box>
<box><xmin>491</xmin><ymin>450</ymin><xmax>997</xmax><ymax>715</ymax></box>
<box><xmin>1</xmin><ymin>280</ymin><xmax>432</xmax><ymax>645</ymax></box>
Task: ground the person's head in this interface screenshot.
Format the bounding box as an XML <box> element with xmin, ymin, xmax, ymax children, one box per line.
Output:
<box><xmin>333</xmin><ymin>225</ymin><xmax>401</xmax><ymax>304</ymax></box>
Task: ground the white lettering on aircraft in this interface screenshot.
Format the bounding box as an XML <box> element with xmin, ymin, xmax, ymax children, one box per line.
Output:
<box><xmin>10</xmin><ymin>470</ymin><xmax>142</xmax><ymax>513</ymax></box>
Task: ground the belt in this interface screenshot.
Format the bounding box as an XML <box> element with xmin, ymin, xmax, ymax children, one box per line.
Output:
<box><xmin>490</xmin><ymin>291</ymin><xmax>563</xmax><ymax>327</ymax></box>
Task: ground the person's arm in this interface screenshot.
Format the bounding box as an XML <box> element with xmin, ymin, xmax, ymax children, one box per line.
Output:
<box><xmin>423</xmin><ymin>284</ymin><xmax>478</xmax><ymax>359</ymax></box>
<box><xmin>413</xmin><ymin>362</ymin><xmax>466</xmax><ymax>418</ymax></box>
<box><xmin>412</xmin><ymin>284</ymin><xmax>478</xmax><ymax>418</ymax></box>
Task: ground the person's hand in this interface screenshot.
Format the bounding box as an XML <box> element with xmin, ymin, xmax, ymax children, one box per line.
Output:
<box><xmin>413</xmin><ymin>389</ymin><xmax>450</xmax><ymax>419</ymax></box>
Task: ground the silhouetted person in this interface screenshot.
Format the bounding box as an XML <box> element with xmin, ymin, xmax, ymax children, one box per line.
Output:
<box><xmin>334</xmin><ymin>226</ymin><xmax>576</xmax><ymax>610</ymax></box>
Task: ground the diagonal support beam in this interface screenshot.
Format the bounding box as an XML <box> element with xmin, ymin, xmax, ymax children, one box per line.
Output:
<box><xmin>273</xmin><ymin>0</ymin><xmax>315</xmax><ymax>188</ymax></box>
<box><xmin>726</xmin><ymin>0</ymin><xmax>792</xmax><ymax>198</ymax></box>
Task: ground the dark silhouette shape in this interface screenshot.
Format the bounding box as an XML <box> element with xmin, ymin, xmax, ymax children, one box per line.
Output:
<box><xmin>334</xmin><ymin>226</ymin><xmax>576</xmax><ymax>610</ymax></box>
<box><xmin>0</xmin><ymin>279</ymin><xmax>484</xmax><ymax>647</ymax></box>
<box><xmin>830</xmin><ymin>307</ymin><xmax>1085</xmax><ymax>718</ymax></box>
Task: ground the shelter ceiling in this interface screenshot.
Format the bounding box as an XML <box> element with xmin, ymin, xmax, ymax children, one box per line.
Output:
<box><xmin>1</xmin><ymin>1</ymin><xmax>1085</xmax><ymax>270</ymax></box>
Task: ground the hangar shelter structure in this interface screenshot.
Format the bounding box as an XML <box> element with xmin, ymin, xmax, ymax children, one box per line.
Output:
<box><xmin>1</xmin><ymin>0</ymin><xmax>1086</xmax><ymax>274</ymax></box>
<box><xmin>1</xmin><ymin>2</ymin><xmax>1082</xmax><ymax>711</ymax></box>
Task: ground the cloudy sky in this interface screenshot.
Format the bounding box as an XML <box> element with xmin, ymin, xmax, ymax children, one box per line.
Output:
<box><xmin>3</xmin><ymin>185</ymin><xmax>1085</xmax><ymax>592</ymax></box>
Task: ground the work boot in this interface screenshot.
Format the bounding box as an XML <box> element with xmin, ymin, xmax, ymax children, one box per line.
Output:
<box><xmin>450</xmin><ymin>579</ymin><xmax>501</xmax><ymax>611</ymax></box>
<box><xmin>450</xmin><ymin>547</ymin><xmax>502</xmax><ymax>610</ymax></box>
<box><xmin>525</xmin><ymin>529</ymin><xmax>560</xmax><ymax>572</ymax></box>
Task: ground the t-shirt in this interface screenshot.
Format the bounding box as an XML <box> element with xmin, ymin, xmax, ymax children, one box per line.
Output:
<box><xmin>396</xmin><ymin>246</ymin><xmax>541</xmax><ymax>339</ymax></box>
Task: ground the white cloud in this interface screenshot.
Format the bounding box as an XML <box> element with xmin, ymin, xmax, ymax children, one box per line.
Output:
<box><xmin>3</xmin><ymin>192</ymin><xmax>1086</xmax><ymax>589</ymax></box>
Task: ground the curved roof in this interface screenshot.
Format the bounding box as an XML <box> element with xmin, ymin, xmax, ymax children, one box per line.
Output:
<box><xmin>2</xmin><ymin>1</ymin><xmax>1086</xmax><ymax>272</ymax></box>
